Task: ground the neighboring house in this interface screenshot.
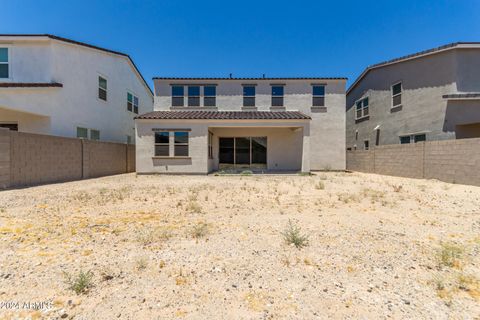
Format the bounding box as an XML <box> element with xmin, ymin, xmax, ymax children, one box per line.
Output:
<box><xmin>346</xmin><ymin>42</ymin><xmax>480</xmax><ymax>150</ymax></box>
<box><xmin>0</xmin><ymin>34</ymin><xmax>153</xmax><ymax>143</ymax></box>
<box><xmin>135</xmin><ymin>77</ymin><xmax>346</xmax><ymax>174</ymax></box>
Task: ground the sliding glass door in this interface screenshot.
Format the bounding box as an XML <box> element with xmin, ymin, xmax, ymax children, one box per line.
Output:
<box><xmin>219</xmin><ymin>137</ymin><xmax>267</xmax><ymax>167</ymax></box>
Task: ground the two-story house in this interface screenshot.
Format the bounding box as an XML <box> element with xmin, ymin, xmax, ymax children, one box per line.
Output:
<box><xmin>346</xmin><ymin>42</ymin><xmax>480</xmax><ymax>150</ymax></box>
<box><xmin>135</xmin><ymin>77</ymin><xmax>346</xmax><ymax>174</ymax></box>
<box><xmin>0</xmin><ymin>34</ymin><xmax>153</xmax><ymax>143</ymax></box>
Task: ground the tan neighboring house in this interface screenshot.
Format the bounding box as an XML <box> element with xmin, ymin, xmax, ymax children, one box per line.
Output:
<box><xmin>346</xmin><ymin>42</ymin><xmax>480</xmax><ymax>150</ymax></box>
<box><xmin>135</xmin><ymin>77</ymin><xmax>346</xmax><ymax>174</ymax></box>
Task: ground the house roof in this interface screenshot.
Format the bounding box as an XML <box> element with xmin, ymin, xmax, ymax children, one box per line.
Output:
<box><xmin>347</xmin><ymin>42</ymin><xmax>480</xmax><ymax>95</ymax></box>
<box><xmin>153</xmin><ymin>77</ymin><xmax>347</xmax><ymax>81</ymax></box>
<box><xmin>0</xmin><ymin>34</ymin><xmax>153</xmax><ymax>96</ymax></box>
<box><xmin>135</xmin><ymin>111</ymin><xmax>311</xmax><ymax>120</ymax></box>
<box><xmin>0</xmin><ymin>82</ymin><xmax>63</xmax><ymax>88</ymax></box>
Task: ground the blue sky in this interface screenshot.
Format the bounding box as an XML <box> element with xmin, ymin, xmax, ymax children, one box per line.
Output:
<box><xmin>3</xmin><ymin>0</ymin><xmax>480</xmax><ymax>89</ymax></box>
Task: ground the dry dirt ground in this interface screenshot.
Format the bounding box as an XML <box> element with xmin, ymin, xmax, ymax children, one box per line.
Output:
<box><xmin>0</xmin><ymin>172</ymin><xmax>479</xmax><ymax>319</ymax></box>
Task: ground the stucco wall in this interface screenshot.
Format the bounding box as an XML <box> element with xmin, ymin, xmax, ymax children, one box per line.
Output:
<box><xmin>0</xmin><ymin>129</ymin><xmax>135</xmax><ymax>188</ymax></box>
<box><xmin>346</xmin><ymin>48</ymin><xmax>480</xmax><ymax>150</ymax></box>
<box><xmin>136</xmin><ymin>119</ymin><xmax>310</xmax><ymax>174</ymax></box>
<box><xmin>152</xmin><ymin>79</ymin><xmax>346</xmax><ymax>170</ymax></box>
<box><xmin>346</xmin><ymin>138</ymin><xmax>480</xmax><ymax>186</ymax></box>
<box><xmin>346</xmin><ymin>50</ymin><xmax>459</xmax><ymax>149</ymax></box>
<box><xmin>0</xmin><ymin>37</ymin><xmax>153</xmax><ymax>143</ymax></box>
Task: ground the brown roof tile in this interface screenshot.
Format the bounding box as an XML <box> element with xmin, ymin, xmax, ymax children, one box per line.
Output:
<box><xmin>135</xmin><ymin>111</ymin><xmax>311</xmax><ymax>120</ymax></box>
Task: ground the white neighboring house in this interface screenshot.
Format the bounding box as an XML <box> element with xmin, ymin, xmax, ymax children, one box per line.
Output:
<box><xmin>0</xmin><ymin>34</ymin><xmax>153</xmax><ymax>143</ymax></box>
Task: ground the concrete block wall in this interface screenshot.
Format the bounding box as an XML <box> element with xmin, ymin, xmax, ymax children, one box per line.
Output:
<box><xmin>374</xmin><ymin>143</ymin><xmax>424</xmax><ymax>179</ymax></box>
<box><xmin>346</xmin><ymin>150</ymin><xmax>374</xmax><ymax>173</ymax></box>
<box><xmin>0</xmin><ymin>129</ymin><xmax>11</xmax><ymax>188</ymax></box>
<box><xmin>347</xmin><ymin>137</ymin><xmax>480</xmax><ymax>186</ymax></box>
<box><xmin>0</xmin><ymin>129</ymin><xmax>136</xmax><ymax>189</ymax></box>
<box><xmin>424</xmin><ymin>139</ymin><xmax>480</xmax><ymax>185</ymax></box>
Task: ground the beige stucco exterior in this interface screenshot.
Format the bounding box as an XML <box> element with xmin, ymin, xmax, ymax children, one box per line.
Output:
<box><xmin>136</xmin><ymin>119</ymin><xmax>310</xmax><ymax>173</ymax></box>
<box><xmin>136</xmin><ymin>78</ymin><xmax>346</xmax><ymax>174</ymax></box>
<box><xmin>346</xmin><ymin>45</ymin><xmax>480</xmax><ymax>149</ymax></box>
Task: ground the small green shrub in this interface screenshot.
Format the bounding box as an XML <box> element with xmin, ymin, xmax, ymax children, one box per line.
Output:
<box><xmin>315</xmin><ymin>181</ymin><xmax>325</xmax><ymax>190</ymax></box>
<box><xmin>241</xmin><ymin>170</ymin><xmax>253</xmax><ymax>176</ymax></box>
<box><xmin>64</xmin><ymin>270</ymin><xmax>94</xmax><ymax>295</ymax></box>
<box><xmin>282</xmin><ymin>220</ymin><xmax>309</xmax><ymax>249</ymax></box>
<box><xmin>437</xmin><ymin>242</ymin><xmax>464</xmax><ymax>268</ymax></box>
<box><xmin>191</xmin><ymin>222</ymin><xmax>209</xmax><ymax>239</ymax></box>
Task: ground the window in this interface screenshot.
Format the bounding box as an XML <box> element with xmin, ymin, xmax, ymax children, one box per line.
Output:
<box><xmin>414</xmin><ymin>134</ymin><xmax>426</xmax><ymax>143</ymax></box>
<box><xmin>271</xmin><ymin>86</ymin><xmax>284</xmax><ymax>107</ymax></box>
<box><xmin>90</xmin><ymin>129</ymin><xmax>100</xmax><ymax>141</ymax></box>
<box><xmin>154</xmin><ymin>132</ymin><xmax>170</xmax><ymax>156</ymax></box>
<box><xmin>172</xmin><ymin>86</ymin><xmax>184</xmax><ymax>107</ymax></box>
<box><xmin>400</xmin><ymin>134</ymin><xmax>426</xmax><ymax>144</ymax></box>
<box><xmin>188</xmin><ymin>86</ymin><xmax>200</xmax><ymax>107</ymax></box>
<box><xmin>77</xmin><ymin>127</ymin><xmax>88</xmax><ymax>139</ymax></box>
<box><xmin>355</xmin><ymin>97</ymin><xmax>369</xmax><ymax>119</ymax></box>
<box><xmin>312</xmin><ymin>85</ymin><xmax>325</xmax><ymax>107</ymax></box>
<box><xmin>127</xmin><ymin>135</ymin><xmax>132</xmax><ymax>144</ymax></box>
<box><xmin>0</xmin><ymin>123</ymin><xmax>18</xmax><ymax>131</ymax></box>
<box><xmin>355</xmin><ymin>130</ymin><xmax>358</xmax><ymax>141</ymax></box>
<box><xmin>243</xmin><ymin>86</ymin><xmax>256</xmax><ymax>107</ymax></box>
<box><xmin>174</xmin><ymin>132</ymin><xmax>189</xmax><ymax>156</ymax></box>
<box><xmin>208</xmin><ymin>132</ymin><xmax>213</xmax><ymax>159</ymax></box>
<box><xmin>364</xmin><ymin>140</ymin><xmax>369</xmax><ymax>150</ymax></box>
<box><xmin>204</xmin><ymin>86</ymin><xmax>216</xmax><ymax>107</ymax></box>
<box><xmin>98</xmin><ymin>76</ymin><xmax>107</xmax><ymax>101</ymax></box>
<box><xmin>391</xmin><ymin>82</ymin><xmax>402</xmax><ymax>108</ymax></box>
<box><xmin>0</xmin><ymin>48</ymin><xmax>8</xmax><ymax>78</ymax></box>
<box><xmin>154</xmin><ymin>131</ymin><xmax>189</xmax><ymax>157</ymax></box>
<box><xmin>127</xmin><ymin>93</ymin><xmax>139</xmax><ymax>114</ymax></box>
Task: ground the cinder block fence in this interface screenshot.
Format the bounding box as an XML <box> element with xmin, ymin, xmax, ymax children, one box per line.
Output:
<box><xmin>347</xmin><ymin>138</ymin><xmax>480</xmax><ymax>187</ymax></box>
<box><xmin>0</xmin><ymin>129</ymin><xmax>135</xmax><ymax>189</ymax></box>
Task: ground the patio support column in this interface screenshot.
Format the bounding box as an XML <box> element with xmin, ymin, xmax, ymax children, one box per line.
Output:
<box><xmin>301</xmin><ymin>123</ymin><xmax>311</xmax><ymax>172</ymax></box>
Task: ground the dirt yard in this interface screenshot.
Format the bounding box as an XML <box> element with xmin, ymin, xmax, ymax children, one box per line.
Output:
<box><xmin>0</xmin><ymin>172</ymin><xmax>479</xmax><ymax>319</ymax></box>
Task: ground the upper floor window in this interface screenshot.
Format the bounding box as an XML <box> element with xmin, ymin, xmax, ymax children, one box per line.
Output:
<box><xmin>127</xmin><ymin>92</ymin><xmax>139</xmax><ymax>114</ymax></box>
<box><xmin>271</xmin><ymin>85</ymin><xmax>284</xmax><ymax>107</ymax></box>
<box><xmin>355</xmin><ymin>97</ymin><xmax>369</xmax><ymax>120</ymax></box>
<box><xmin>364</xmin><ymin>140</ymin><xmax>369</xmax><ymax>150</ymax></box>
<box><xmin>243</xmin><ymin>85</ymin><xmax>256</xmax><ymax>107</ymax></box>
<box><xmin>188</xmin><ymin>86</ymin><xmax>200</xmax><ymax>107</ymax></box>
<box><xmin>0</xmin><ymin>48</ymin><xmax>8</xmax><ymax>78</ymax></box>
<box><xmin>312</xmin><ymin>85</ymin><xmax>325</xmax><ymax>107</ymax></box>
<box><xmin>98</xmin><ymin>76</ymin><xmax>107</xmax><ymax>101</ymax></box>
<box><xmin>204</xmin><ymin>86</ymin><xmax>216</xmax><ymax>107</ymax></box>
<box><xmin>172</xmin><ymin>86</ymin><xmax>184</xmax><ymax>107</ymax></box>
<box><xmin>391</xmin><ymin>82</ymin><xmax>402</xmax><ymax>108</ymax></box>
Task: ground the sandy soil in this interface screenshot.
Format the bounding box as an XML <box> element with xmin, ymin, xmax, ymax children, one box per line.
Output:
<box><xmin>0</xmin><ymin>172</ymin><xmax>479</xmax><ymax>319</ymax></box>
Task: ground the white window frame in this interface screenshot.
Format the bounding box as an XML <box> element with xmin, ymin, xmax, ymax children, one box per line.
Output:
<box><xmin>127</xmin><ymin>91</ymin><xmax>139</xmax><ymax>114</ymax></box>
<box><xmin>391</xmin><ymin>81</ymin><xmax>402</xmax><ymax>108</ymax></box>
<box><xmin>188</xmin><ymin>86</ymin><xmax>201</xmax><ymax>107</ymax></box>
<box><xmin>399</xmin><ymin>133</ymin><xmax>426</xmax><ymax>144</ymax></box>
<box><xmin>355</xmin><ymin>97</ymin><xmax>369</xmax><ymax>120</ymax></box>
<box><xmin>271</xmin><ymin>85</ymin><xmax>285</xmax><ymax>107</ymax></box>
<box><xmin>312</xmin><ymin>85</ymin><xmax>325</xmax><ymax>107</ymax></box>
<box><xmin>0</xmin><ymin>46</ymin><xmax>11</xmax><ymax>80</ymax></box>
<box><xmin>90</xmin><ymin>129</ymin><xmax>100</xmax><ymax>141</ymax></box>
<box><xmin>171</xmin><ymin>85</ymin><xmax>185</xmax><ymax>107</ymax></box>
<box><xmin>364</xmin><ymin>140</ymin><xmax>369</xmax><ymax>150</ymax></box>
<box><xmin>98</xmin><ymin>74</ymin><xmax>108</xmax><ymax>102</ymax></box>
